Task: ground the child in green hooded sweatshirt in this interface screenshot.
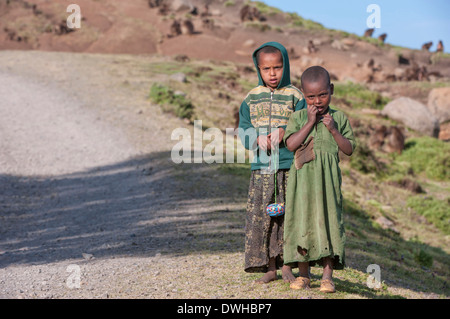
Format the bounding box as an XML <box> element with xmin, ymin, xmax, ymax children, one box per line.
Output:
<box><xmin>238</xmin><ymin>42</ymin><xmax>306</xmax><ymax>283</ymax></box>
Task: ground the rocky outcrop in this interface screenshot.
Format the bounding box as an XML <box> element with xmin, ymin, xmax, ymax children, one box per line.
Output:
<box><xmin>427</xmin><ymin>87</ymin><xmax>450</xmax><ymax>124</ymax></box>
<box><xmin>381</xmin><ymin>97</ymin><xmax>440</xmax><ymax>137</ymax></box>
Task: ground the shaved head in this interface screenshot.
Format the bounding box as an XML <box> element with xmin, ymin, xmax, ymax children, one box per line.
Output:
<box><xmin>255</xmin><ymin>46</ymin><xmax>281</xmax><ymax>65</ymax></box>
<box><xmin>300</xmin><ymin>66</ymin><xmax>330</xmax><ymax>90</ymax></box>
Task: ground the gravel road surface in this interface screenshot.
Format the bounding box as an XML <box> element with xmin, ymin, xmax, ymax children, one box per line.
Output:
<box><xmin>0</xmin><ymin>51</ymin><xmax>247</xmax><ymax>299</ymax></box>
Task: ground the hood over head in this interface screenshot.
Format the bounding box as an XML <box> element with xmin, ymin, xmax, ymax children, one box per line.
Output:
<box><xmin>252</xmin><ymin>41</ymin><xmax>291</xmax><ymax>89</ymax></box>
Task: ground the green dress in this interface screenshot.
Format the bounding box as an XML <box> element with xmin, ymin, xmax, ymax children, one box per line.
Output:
<box><xmin>283</xmin><ymin>107</ymin><xmax>356</xmax><ymax>269</ymax></box>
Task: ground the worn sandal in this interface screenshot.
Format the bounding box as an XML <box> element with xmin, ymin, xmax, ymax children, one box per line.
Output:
<box><xmin>320</xmin><ymin>279</ymin><xmax>336</xmax><ymax>293</ymax></box>
<box><xmin>289</xmin><ymin>277</ymin><xmax>311</xmax><ymax>290</ymax></box>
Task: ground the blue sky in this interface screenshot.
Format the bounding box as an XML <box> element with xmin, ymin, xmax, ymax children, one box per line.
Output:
<box><xmin>260</xmin><ymin>0</ymin><xmax>449</xmax><ymax>53</ymax></box>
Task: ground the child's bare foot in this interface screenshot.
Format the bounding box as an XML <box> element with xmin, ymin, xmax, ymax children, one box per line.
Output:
<box><xmin>281</xmin><ymin>265</ymin><xmax>296</xmax><ymax>283</ymax></box>
<box><xmin>254</xmin><ymin>270</ymin><xmax>277</xmax><ymax>284</ymax></box>
<box><xmin>255</xmin><ymin>257</ymin><xmax>278</xmax><ymax>284</ymax></box>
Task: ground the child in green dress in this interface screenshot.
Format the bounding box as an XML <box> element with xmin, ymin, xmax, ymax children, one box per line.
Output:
<box><xmin>283</xmin><ymin>66</ymin><xmax>356</xmax><ymax>293</ymax></box>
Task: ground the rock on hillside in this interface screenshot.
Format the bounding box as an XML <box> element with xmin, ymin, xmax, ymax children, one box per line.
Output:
<box><xmin>381</xmin><ymin>97</ymin><xmax>440</xmax><ymax>137</ymax></box>
<box><xmin>427</xmin><ymin>87</ymin><xmax>450</xmax><ymax>124</ymax></box>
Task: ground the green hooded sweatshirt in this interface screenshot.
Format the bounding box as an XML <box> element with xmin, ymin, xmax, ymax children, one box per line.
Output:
<box><xmin>238</xmin><ymin>41</ymin><xmax>306</xmax><ymax>171</ymax></box>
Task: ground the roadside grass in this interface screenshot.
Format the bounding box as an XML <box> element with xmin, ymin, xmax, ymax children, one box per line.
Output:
<box><xmin>149</xmin><ymin>83</ymin><xmax>195</xmax><ymax>120</ymax></box>
<box><xmin>396</xmin><ymin>136</ymin><xmax>450</xmax><ymax>181</ymax></box>
<box><xmin>406</xmin><ymin>196</ymin><xmax>450</xmax><ymax>235</ymax></box>
<box><xmin>147</xmin><ymin>59</ymin><xmax>251</xmax><ymax>130</ymax></box>
<box><xmin>334</xmin><ymin>81</ymin><xmax>390</xmax><ymax>110</ymax></box>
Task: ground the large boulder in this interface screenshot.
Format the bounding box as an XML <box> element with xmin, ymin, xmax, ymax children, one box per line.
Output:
<box><xmin>381</xmin><ymin>97</ymin><xmax>440</xmax><ymax>137</ymax></box>
<box><xmin>170</xmin><ymin>0</ymin><xmax>194</xmax><ymax>12</ymax></box>
<box><xmin>427</xmin><ymin>87</ymin><xmax>450</xmax><ymax>124</ymax></box>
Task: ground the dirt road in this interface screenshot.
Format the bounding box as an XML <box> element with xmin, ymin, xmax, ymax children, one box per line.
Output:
<box><xmin>0</xmin><ymin>50</ymin><xmax>247</xmax><ymax>299</ymax></box>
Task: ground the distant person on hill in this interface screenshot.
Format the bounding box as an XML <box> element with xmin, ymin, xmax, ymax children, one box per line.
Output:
<box><xmin>283</xmin><ymin>66</ymin><xmax>356</xmax><ymax>293</ymax></box>
<box><xmin>238</xmin><ymin>42</ymin><xmax>306</xmax><ymax>284</ymax></box>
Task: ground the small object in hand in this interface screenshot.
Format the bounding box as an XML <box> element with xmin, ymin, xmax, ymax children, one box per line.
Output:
<box><xmin>266</xmin><ymin>203</ymin><xmax>285</xmax><ymax>217</ymax></box>
<box><xmin>294</xmin><ymin>136</ymin><xmax>315</xmax><ymax>169</ymax></box>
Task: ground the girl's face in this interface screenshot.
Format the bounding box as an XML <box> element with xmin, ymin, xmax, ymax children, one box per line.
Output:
<box><xmin>258</xmin><ymin>52</ymin><xmax>283</xmax><ymax>91</ymax></box>
<box><xmin>301</xmin><ymin>80</ymin><xmax>334</xmax><ymax>115</ymax></box>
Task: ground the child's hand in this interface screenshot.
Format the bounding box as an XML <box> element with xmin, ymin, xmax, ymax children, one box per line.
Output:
<box><xmin>307</xmin><ymin>104</ymin><xmax>318</xmax><ymax>124</ymax></box>
<box><xmin>257</xmin><ymin>135</ymin><xmax>271</xmax><ymax>151</ymax></box>
<box><xmin>322</xmin><ymin>113</ymin><xmax>337</xmax><ymax>133</ymax></box>
<box><xmin>268</xmin><ymin>128</ymin><xmax>285</xmax><ymax>149</ymax></box>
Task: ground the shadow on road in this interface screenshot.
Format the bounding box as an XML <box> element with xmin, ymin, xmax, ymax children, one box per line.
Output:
<box><xmin>0</xmin><ymin>151</ymin><xmax>249</xmax><ymax>268</ymax></box>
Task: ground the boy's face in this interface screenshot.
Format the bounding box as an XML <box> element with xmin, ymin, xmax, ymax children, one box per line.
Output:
<box><xmin>301</xmin><ymin>80</ymin><xmax>334</xmax><ymax>115</ymax></box>
<box><xmin>258</xmin><ymin>51</ymin><xmax>283</xmax><ymax>90</ymax></box>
